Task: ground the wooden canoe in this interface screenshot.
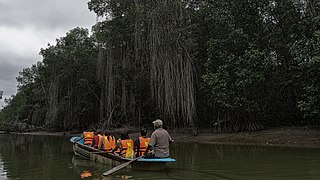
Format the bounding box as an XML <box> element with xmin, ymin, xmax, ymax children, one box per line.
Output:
<box><xmin>70</xmin><ymin>136</ymin><xmax>176</xmax><ymax>171</ymax></box>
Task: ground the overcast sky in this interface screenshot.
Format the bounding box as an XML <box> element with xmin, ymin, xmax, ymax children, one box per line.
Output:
<box><xmin>0</xmin><ymin>0</ymin><xmax>96</xmax><ymax>109</ymax></box>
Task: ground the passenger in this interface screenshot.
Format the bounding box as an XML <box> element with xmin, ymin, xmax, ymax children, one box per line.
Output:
<box><xmin>145</xmin><ymin>119</ymin><xmax>173</xmax><ymax>158</ymax></box>
<box><xmin>99</xmin><ymin>130</ymin><xmax>116</xmax><ymax>152</ymax></box>
<box><xmin>93</xmin><ymin>130</ymin><xmax>103</xmax><ymax>149</ymax></box>
<box><xmin>134</xmin><ymin>128</ymin><xmax>150</xmax><ymax>157</ymax></box>
<box><xmin>112</xmin><ymin>131</ymin><xmax>134</xmax><ymax>158</ymax></box>
<box><xmin>82</xmin><ymin>131</ymin><xmax>94</xmax><ymax>146</ymax></box>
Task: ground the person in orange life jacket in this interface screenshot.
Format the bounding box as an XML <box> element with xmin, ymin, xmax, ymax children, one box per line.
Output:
<box><xmin>134</xmin><ymin>128</ymin><xmax>150</xmax><ymax>157</ymax></box>
<box><xmin>112</xmin><ymin>131</ymin><xmax>134</xmax><ymax>157</ymax></box>
<box><xmin>93</xmin><ymin>129</ymin><xmax>103</xmax><ymax>149</ymax></box>
<box><xmin>145</xmin><ymin>119</ymin><xmax>173</xmax><ymax>158</ymax></box>
<box><xmin>98</xmin><ymin>130</ymin><xmax>116</xmax><ymax>152</ymax></box>
<box><xmin>82</xmin><ymin>131</ymin><xmax>94</xmax><ymax>146</ymax></box>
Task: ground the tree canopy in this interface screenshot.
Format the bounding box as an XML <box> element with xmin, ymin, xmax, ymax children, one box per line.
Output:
<box><xmin>1</xmin><ymin>0</ymin><xmax>319</xmax><ymax>132</ymax></box>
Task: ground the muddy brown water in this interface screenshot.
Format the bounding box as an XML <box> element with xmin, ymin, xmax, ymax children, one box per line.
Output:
<box><xmin>0</xmin><ymin>134</ymin><xmax>320</xmax><ymax>179</ymax></box>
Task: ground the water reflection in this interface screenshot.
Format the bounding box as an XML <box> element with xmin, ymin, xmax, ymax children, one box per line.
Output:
<box><xmin>72</xmin><ymin>156</ymin><xmax>105</xmax><ymax>179</ymax></box>
<box><xmin>72</xmin><ymin>156</ymin><xmax>139</xmax><ymax>180</ymax></box>
<box><xmin>170</xmin><ymin>142</ymin><xmax>320</xmax><ymax>179</ymax></box>
<box><xmin>0</xmin><ymin>134</ymin><xmax>78</xmax><ymax>180</ymax></box>
<box><xmin>0</xmin><ymin>155</ymin><xmax>8</xmax><ymax>179</ymax></box>
<box><xmin>1</xmin><ymin>134</ymin><xmax>320</xmax><ymax>179</ymax></box>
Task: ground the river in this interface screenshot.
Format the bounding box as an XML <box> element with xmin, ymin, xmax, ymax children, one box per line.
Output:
<box><xmin>0</xmin><ymin>134</ymin><xmax>320</xmax><ymax>179</ymax></box>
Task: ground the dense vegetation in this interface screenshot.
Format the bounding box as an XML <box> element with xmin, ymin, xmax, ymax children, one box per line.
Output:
<box><xmin>0</xmin><ymin>0</ymin><xmax>319</xmax><ymax>132</ymax></box>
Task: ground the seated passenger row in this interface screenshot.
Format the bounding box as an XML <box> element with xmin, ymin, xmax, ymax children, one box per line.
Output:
<box><xmin>82</xmin><ymin>128</ymin><xmax>150</xmax><ymax>158</ymax></box>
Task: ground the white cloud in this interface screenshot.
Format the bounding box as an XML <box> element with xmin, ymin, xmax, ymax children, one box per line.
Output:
<box><xmin>0</xmin><ymin>0</ymin><xmax>96</xmax><ymax>30</ymax></box>
<box><xmin>0</xmin><ymin>26</ymin><xmax>41</xmax><ymax>59</ymax></box>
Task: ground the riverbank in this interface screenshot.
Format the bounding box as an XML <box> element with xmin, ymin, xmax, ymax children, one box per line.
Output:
<box><xmin>2</xmin><ymin>126</ymin><xmax>320</xmax><ymax>148</ymax></box>
<box><xmin>171</xmin><ymin>126</ymin><xmax>320</xmax><ymax>148</ymax></box>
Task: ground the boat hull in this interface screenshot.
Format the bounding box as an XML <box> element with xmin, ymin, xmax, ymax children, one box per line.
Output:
<box><xmin>71</xmin><ymin>137</ymin><xmax>174</xmax><ymax>171</ymax></box>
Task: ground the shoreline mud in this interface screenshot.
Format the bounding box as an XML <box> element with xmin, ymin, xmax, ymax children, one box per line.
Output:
<box><xmin>171</xmin><ymin>126</ymin><xmax>320</xmax><ymax>148</ymax></box>
<box><xmin>1</xmin><ymin>126</ymin><xmax>320</xmax><ymax>148</ymax></box>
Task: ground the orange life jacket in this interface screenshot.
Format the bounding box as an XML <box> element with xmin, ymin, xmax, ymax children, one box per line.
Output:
<box><xmin>102</xmin><ymin>135</ymin><xmax>116</xmax><ymax>151</ymax></box>
<box><xmin>83</xmin><ymin>131</ymin><xmax>94</xmax><ymax>145</ymax></box>
<box><xmin>138</xmin><ymin>136</ymin><xmax>150</xmax><ymax>156</ymax></box>
<box><xmin>80</xmin><ymin>170</ymin><xmax>92</xmax><ymax>178</ymax></box>
<box><xmin>119</xmin><ymin>139</ymin><xmax>134</xmax><ymax>157</ymax></box>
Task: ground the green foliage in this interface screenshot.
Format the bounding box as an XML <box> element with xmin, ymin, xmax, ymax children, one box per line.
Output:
<box><xmin>1</xmin><ymin>28</ymin><xmax>99</xmax><ymax>131</ymax></box>
<box><xmin>39</xmin><ymin>27</ymin><xmax>99</xmax><ymax>130</ymax></box>
<box><xmin>1</xmin><ymin>0</ymin><xmax>320</xmax><ymax>132</ymax></box>
<box><xmin>0</xmin><ymin>93</ymin><xmax>26</xmax><ymax>123</ymax></box>
<box><xmin>296</xmin><ymin>31</ymin><xmax>320</xmax><ymax>122</ymax></box>
<box><xmin>199</xmin><ymin>0</ymin><xmax>320</xmax><ymax>130</ymax></box>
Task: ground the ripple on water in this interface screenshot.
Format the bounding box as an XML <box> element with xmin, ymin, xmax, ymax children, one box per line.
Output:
<box><xmin>0</xmin><ymin>158</ymin><xmax>8</xmax><ymax>179</ymax></box>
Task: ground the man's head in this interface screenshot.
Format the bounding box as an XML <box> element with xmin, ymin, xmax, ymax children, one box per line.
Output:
<box><xmin>140</xmin><ymin>128</ymin><xmax>147</xmax><ymax>136</ymax></box>
<box><xmin>153</xmin><ymin>119</ymin><xmax>163</xmax><ymax>129</ymax></box>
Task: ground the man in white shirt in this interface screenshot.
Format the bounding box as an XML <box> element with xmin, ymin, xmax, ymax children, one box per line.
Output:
<box><xmin>146</xmin><ymin>119</ymin><xmax>173</xmax><ymax>158</ymax></box>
